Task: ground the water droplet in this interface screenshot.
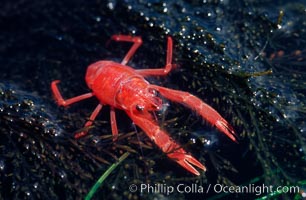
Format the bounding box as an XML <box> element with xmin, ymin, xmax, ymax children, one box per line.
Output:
<box><xmin>33</xmin><ymin>182</ymin><xmax>39</xmax><ymax>189</ymax></box>
<box><xmin>96</xmin><ymin>17</ymin><xmax>101</xmax><ymax>22</ymax></box>
<box><xmin>204</xmin><ymin>139</ymin><xmax>211</xmax><ymax>146</ymax></box>
<box><xmin>190</xmin><ymin>138</ymin><xmax>196</xmax><ymax>144</ymax></box>
<box><xmin>0</xmin><ymin>160</ymin><xmax>5</xmax><ymax>171</ymax></box>
<box><xmin>107</xmin><ymin>2</ymin><xmax>114</xmax><ymax>10</ymax></box>
<box><xmin>25</xmin><ymin>191</ymin><xmax>31</xmax><ymax>196</ymax></box>
<box><xmin>92</xmin><ymin>136</ymin><xmax>100</xmax><ymax>144</ymax></box>
<box><xmin>12</xmin><ymin>182</ymin><xmax>16</xmax><ymax>189</ymax></box>
<box><xmin>59</xmin><ymin>170</ymin><xmax>67</xmax><ymax>179</ymax></box>
<box><xmin>24</xmin><ymin>143</ymin><xmax>30</xmax><ymax>150</ymax></box>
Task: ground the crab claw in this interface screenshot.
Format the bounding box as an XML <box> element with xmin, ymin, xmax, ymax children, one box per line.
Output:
<box><xmin>215</xmin><ymin>118</ymin><xmax>238</xmax><ymax>143</ymax></box>
<box><xmin>127</xmin><ymin>111</ymin><xmax>206</xmax><ymax>176</ymax></box>
<box><xmin>167</xmin><ymin>150</ymin><xmax>206</xmax><ymax>176</ymax></box>
<box><xmin>151</xmin><ymin>85</ymin><xmax>238</xmax><ymax>143</ymax></box>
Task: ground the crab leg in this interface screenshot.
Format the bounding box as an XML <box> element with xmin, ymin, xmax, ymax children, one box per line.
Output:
<box><xmin>110</xmin><ymin>107</ymin><xmax>119</xmax><ymax>141</ymax></box>
<box><xmin>127</xmin><ymin>110</ymin><xmax>206</xmax><ymax>176</ymax></box>
<box><xmin>136</xmin><ymin>36</ymin><xmax>173</xmax><ymax>76</ymax></box>
<box><xmin>51</xmin><ymin>80</ymin><xmax>93</xmax><ymax>106</ymax></box>
<box><xmin>152</xmin><ymin>85</ymin><xmax>238</xmax><ymax>143</ymax></box>
<box><xmin>74</xmin><ymin>104</ymin><xmax>103</xmax><ymax>139</ymax></box>
<box><xmin>111</xmin><ymin>35</ymin><xmax>143</xmax><ymax>66</ymax></box>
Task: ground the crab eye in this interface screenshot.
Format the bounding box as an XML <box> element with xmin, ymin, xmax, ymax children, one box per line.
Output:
<box><xmin>148</xmin><ymin>88</ymin><xmax>157</xmax><ymax>96</ymax></box>
<box><xmin>136</xmin><ymin>105</ymin><xmax>144</xmax><ymax>111</ymax></box>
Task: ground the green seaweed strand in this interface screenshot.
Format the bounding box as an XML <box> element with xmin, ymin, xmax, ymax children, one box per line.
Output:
<box><xmin>85</xmin><ymin>152</ymin><xmax>130</xmax><ymax>200</ymax></box>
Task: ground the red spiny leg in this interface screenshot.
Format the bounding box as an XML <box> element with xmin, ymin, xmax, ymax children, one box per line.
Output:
<box><xmin>51</xmin><ymin>80</ymin><xmax>93</xmax><ymax>106</ymax></box>
<box><xmin>75</xmin><ymin>104</ymin><xmax>103</xmax><ymax>138</ymax></box>
<box><xmin>110</xmin><ymin>107</ymin><xmax>118</xmax><ymax>141</ymax></box>
<box><xmin>136</xmin><ymin>36</ymin><xmax>173</xmax><ymax>76</ymax></box>
<box><xmin>111</xmin><ymin>35</ymin><xmax>143</xmax><ymax>65</ymax></box>
<box><xmin>75</xmin><ymin>105</ymin><xmax>119</xmax><ymax>140</ymax></box>
<box><xmin>152</xmin><ymin>85</ymin><xmax>238</xmax><ymax>143</ymax></box>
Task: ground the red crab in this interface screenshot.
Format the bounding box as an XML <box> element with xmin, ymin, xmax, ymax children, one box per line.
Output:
<box><xmin>51</xmin><ymin>35</ymin><xmax>237</xmax><ymax>176</ymax></box>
